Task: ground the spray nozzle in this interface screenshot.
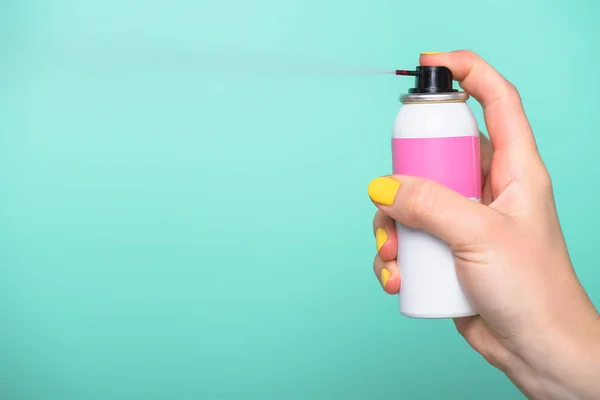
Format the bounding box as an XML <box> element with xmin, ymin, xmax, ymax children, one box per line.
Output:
<box><xmin>395</xmin><ymin>66</ymin><xmax>457</xmax><ymax>94</ymax></box>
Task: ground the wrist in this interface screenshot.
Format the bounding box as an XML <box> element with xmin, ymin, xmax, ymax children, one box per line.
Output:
<box><xmin>548</xmin><ymin>314</ymin><xmax>600</xmax><ymax>399</ymax></box>
<box><xmin>506</xmin><ymin>312</ymin><xmax>600</xmax><ymax>400</ymax></box>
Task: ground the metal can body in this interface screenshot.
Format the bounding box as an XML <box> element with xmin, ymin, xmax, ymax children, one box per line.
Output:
<box><xmin>393</xmin><ymin>94</ymin><xmax>481</xmax><ymax>318</ymax></box>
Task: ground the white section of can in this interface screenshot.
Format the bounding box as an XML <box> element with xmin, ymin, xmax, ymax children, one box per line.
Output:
<box><xmin>393</xmin><ymin>101</ymin><xmax>479</xmax><ymax>318</ymax></box>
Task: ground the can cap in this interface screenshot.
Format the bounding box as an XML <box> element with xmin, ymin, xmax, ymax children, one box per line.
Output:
<box><xmin>409</xmin><ymin>66</ymin><xmax>456</xmax><ymax>93</ymax></box>
<box><xmin>395</xmin><ymin>66</ymin><xmax>457</xmax><ymax>94</ymax></box>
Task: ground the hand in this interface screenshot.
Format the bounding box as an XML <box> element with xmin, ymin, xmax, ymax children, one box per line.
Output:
<box><xmin>369</xmin><ymin>50</ymin><xmax>600</xmax><ymax>400</ymax></box>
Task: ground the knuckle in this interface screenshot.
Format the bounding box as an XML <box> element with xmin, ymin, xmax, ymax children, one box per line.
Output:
<box><xmin>505</xmin><ymin>81</ymin><xmax>522</xmax><ymax>102</ymax></box>
<box><xmin>406</xmin><ymin>180</ymin><xmax>440</xmax><ymax>224</ymax></box>
<box><xmin>372</xmin><ymin>210</ymin><xmax>384</xmax><ymax>234</ymax></box>
<box><xmin>372</xmin><ymin>255</ymin><xmax>381</xmax><ymax>273</ymax></box>
<box><xmin>538</xmin><ymin>170</ymin><xmax>554</xmax><ymax>195</ymax></box>
<box><xmin>457</xmin><ymin>49</ymin><xmax>477</xmax><ymax>59</ymax></box>
<box><xmin>530</xmin><ymin>162</ymin><xmax>554</xmax><ymax>194</ymax></box>
<box><xmin>372</xmin><ymin>213</ymin><xmax>379</xmax><ymax>234</ymax></box>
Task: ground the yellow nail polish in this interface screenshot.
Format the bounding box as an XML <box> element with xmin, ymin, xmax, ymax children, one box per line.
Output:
<box><xmin>380</xmin><ymin>268</ymin><xmax>391</xmax><ymax>289</ymax></box>
<box><xmin>421</xmin><ymin>51</ymin><xmax>442</xmax><ymax>55</ymax></box>
<box><xmin>368</xmin><ymin>177</ymin><xmax>401</xmax><ymax>206</ymax></box>
<box><xmin>375</xmin><ymin>228</ymin><xmax>388</xmax><ymax>252</ymax></box>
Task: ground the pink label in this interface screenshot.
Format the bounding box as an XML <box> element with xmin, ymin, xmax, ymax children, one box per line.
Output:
<box><xmin>392</xmin><ymin>136</ymin><xmax>481</xmax><ymax>198</ymax></box>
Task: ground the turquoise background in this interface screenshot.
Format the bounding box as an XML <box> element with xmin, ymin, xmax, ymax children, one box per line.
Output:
<box><xmin>1</xmin><ymin>0</ymin><xmax>598</xmax><ymax>398</ymax></box>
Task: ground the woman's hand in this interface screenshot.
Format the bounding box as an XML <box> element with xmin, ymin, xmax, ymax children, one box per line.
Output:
<box><xmin>369</xmin><ymin>50</ymin><xmax>600</xmax><ymax>400</ymax></box>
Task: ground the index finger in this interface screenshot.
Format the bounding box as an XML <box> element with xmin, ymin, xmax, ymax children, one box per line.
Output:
<box><xmin>420</xmin><ymin>51</ymin><xmax>537</xmax><ymax>160</ymax></box>
<box><xmin>373</xmin><ymin>211</ymin><xmax>397</xmax><ymax>262</ymax></box>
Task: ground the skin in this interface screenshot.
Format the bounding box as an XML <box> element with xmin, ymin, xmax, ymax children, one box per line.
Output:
<box><xmin>369</xmin><ymin>50</ymin><xmax>600</xmax><ymax>400</ymax></box>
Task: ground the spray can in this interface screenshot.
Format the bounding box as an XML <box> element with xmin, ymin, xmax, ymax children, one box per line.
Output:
<box><xmin>393</xmin><ymin>66</ymin><xmax>481</xmax><ymax>318</ymax></box>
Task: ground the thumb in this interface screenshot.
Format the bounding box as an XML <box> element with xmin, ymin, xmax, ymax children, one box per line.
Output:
<box><xmin>368</xmin><ymin>176</ymin><xmax>500</xmax><ymax>248</ymax></box>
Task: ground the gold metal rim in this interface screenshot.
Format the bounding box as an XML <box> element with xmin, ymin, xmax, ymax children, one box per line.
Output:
<box><xmin>400</xmin><ymin>92</ymin><xmax>469</xmax><ymax>104</ymax></box>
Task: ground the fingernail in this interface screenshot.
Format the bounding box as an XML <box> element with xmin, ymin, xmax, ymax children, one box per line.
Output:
<box><xmin>375</xmin><ymin>228</ymin><xmax>388</xmax><ymax>252</ymax></box>
<box><xmin>380</xmin><ymin>268</ymin><xmax>391</xmax><ymax>289</ymax></box>
<box><xmin>421</xmin><ymin>51</ymin><xmax>442</xmax><ymax>55</ymax></box>
<box><xmin>368</xmin><ymin>177</ymin><xmax>401</xmax><ymax>206</ymax></box>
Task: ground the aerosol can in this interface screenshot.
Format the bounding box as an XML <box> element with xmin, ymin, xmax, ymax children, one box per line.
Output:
<box><xmin>393</xmin><ymin>66</ymin><xmax>481</xmax><ymax>318</ymax></box>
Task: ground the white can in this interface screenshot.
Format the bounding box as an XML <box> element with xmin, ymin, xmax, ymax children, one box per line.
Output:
<box><xmin>392</xmin><ymin>66</ymin><xmax>481</xmax><ymax>318</ymax></box>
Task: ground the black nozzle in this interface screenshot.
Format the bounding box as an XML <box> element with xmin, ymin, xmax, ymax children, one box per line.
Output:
<box><xmin>408</xmin><ymin>66</ymin><xmax>456</xmax><ymax>93</ymax></box>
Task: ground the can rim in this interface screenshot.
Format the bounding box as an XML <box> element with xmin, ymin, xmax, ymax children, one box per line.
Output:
<box><xmin>400</xmin><ymin>92</ymin><xmax>469</xmax><ymax>104</ymax></box>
